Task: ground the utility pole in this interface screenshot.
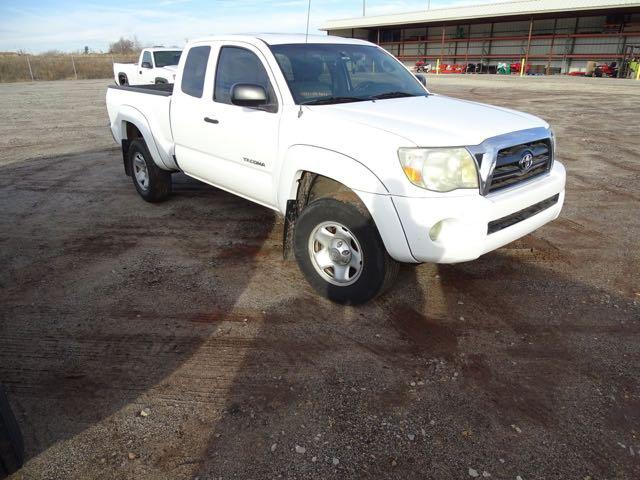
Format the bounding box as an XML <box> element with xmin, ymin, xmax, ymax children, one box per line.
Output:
<box><xmin>363</xmin><ymin>0</ymin><xmax>365</xmax><ymax>16</ymax></box>
<box><xmin>428</xmin><ymin>0</ymin><xmax>431</xmax><ymax>9</ymax></box>
<box><xmin>26</xmin><ymin>55</ymin><xmax>34</xmax><ymax>81</ymax></box>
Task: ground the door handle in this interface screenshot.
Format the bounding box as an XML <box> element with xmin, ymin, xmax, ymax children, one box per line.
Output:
<box><xmin>204</xmin><ymin>117</ymin><xmax>219</xmax><ymax>124</ymax></box>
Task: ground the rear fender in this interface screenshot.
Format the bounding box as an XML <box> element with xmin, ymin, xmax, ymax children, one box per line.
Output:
<box><xmin>111</xmin><ymin>105</ymin><xmax>172</xmax><ymax>170</ymax></box>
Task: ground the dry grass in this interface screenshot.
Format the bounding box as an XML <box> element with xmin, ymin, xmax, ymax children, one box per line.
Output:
<box><xmin>0</xmin><ymin>53</ymin><xmax>138</xmax><ymax>83</ymax></box>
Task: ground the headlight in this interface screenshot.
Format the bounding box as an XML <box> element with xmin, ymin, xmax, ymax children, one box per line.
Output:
<box><xmin>398</xmin><ymin>147</ymin><xmax>479</xmax><ymax>192</ymax></box>
<box><xmin>550</xmin><ymin>129</ymin><xmax>557</xmax><ymax>160</ymax></box>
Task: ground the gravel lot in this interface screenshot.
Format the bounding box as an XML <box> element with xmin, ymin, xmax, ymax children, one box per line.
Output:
<box><xmin>0</xmin><ymin>76</ymin><xmax>639</xmax><ymax>479</ymax></box>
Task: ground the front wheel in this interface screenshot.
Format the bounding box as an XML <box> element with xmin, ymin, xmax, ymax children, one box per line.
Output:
<box><xmin>293</xmin><ymin>198</ymin><xmax>399</xmax><ymax>305</ymax></box>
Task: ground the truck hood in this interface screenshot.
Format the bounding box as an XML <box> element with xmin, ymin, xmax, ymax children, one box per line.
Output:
<box><xmin>308</xmin><ymin>94</ymin><xmax>549</xmax><ymax>147</ymax></box>
<box><xmin>161</xmin><ymin>65</ymin><xmax>178</xmax><ymax>73</ymax></box>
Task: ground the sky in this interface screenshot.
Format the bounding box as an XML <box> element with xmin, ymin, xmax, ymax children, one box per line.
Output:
<box><xmin>0</xmin><ymin>0</ymin><xmax>485</xmax><ymax>53</ymax></box>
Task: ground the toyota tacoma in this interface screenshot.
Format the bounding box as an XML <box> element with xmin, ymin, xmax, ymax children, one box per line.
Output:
<box><xmin>105</xmin><ymin>34</ymin><xmax>565</xmax><ymax>304</ymax></box>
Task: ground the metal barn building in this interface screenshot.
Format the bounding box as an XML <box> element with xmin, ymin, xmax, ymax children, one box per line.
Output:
<box><xmin>321</xmin><ymin>0</ymin><xmax>640</xmax><ymax>74</ymax></box>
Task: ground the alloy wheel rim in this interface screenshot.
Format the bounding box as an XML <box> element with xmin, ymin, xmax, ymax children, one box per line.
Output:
<box><xmin>133</xmin><ymin>152</ymin><xmax>149</xmax><ymax>191</ymax></box>
<box><xmin>308</xmin><ymin>221</ymin><xmax>363</xmax><ymax>286</ymax></box>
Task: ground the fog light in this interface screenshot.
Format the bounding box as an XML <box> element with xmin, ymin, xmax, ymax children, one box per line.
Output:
<box><xmin>429</xmin><ymin>221</ymin><xmax>444</xmax><ymax>241</ymax></box>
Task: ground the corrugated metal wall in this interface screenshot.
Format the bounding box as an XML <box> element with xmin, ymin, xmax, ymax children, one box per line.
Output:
<box><xmin>328</xmin><ymin>12</ymin><xmax>640</xmax><ymax>74</ymax></box>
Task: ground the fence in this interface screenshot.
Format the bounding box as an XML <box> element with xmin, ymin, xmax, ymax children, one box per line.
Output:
<box><xmin>0</xmin><ymin>54</ymin><xmax>139</xmax><ymax>83</ymax></box>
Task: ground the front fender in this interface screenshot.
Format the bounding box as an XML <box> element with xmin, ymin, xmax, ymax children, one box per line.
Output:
<box><xmin>278</xmin><ymin>145</ymin><xmax>416</xmax><ymax>263</ymax></box>
<box><xmin>111</xmin><ymin>105</ymin><xmax>174</xmax><ymax>170</ymax></box>
<box><xmin>278</xmin><ymin>145</ymin><xmax>388</xmax><ymax>211</ymax></box>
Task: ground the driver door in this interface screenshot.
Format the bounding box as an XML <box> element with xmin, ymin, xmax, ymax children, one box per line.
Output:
<box><xmin>139</xmin><ymin>50</ymin><xmax>154</xmax><ymax>84</ymax></box>
<box><xmin>172</xmin><ymin>42</ymin><xmax>282</xmax><ymax>208</ymax></box>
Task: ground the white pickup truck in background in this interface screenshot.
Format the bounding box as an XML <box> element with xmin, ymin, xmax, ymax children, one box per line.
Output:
<box><xmin>105</xmin><ymin>34</ymin><xmax>565</xmax><ymax>304</ymax></box>
<box><xmin>113</xmin><ymin>47</ymin><xmax>182</xmax><ymax>86</ymax></box>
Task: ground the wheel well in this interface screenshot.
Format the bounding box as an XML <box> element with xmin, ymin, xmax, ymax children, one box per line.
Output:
<box><xmin>305</xmin><ymin>173</ymin><xmax>361</xmax><ymax>206</ymax></box>
<box><xmin>125</xmin><ymin>122</ymin><xmax>143</xmax><ymax>141</ymax></box>
<box><xmin>121</xmin><ymin>122</ymin><xmax>143</xmax><ymax>177</ymax></box>
<box><xmin>282</xmin><ymin>172</ymin><xmax>365</xmax><ymax>260</ymax></box>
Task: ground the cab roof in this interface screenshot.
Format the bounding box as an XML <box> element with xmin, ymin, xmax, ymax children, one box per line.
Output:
<box><xmin>189</xmin><ymin>33</ymin><xmax>372</xmax><ymax>46</ymax></box>
<box><xmin>143</xmin><ymin>47</ymin><xmax>182</xmax><ymax>52</ymax></box>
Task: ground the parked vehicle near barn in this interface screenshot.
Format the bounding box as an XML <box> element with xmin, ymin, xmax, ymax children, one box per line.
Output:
<box><xmin>113</xmin><ymin>47</ymin><xmax>182</xmax><ymax>86</ymax></box>
<box><xmin>105</xmin><ymin>34</ymin><xmax>565</xmax><ymax>304</ymax></box>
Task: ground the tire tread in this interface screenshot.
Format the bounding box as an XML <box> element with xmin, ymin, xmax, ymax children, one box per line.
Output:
<box><xmin>294</xmin><ymin>198</ymin><xmax>397</xmax><ymax>304</ymax></box>
<box><xmin>127</xmin><ymin>139</ymin><xmax>172</xmax><ymax>203</ymax></box>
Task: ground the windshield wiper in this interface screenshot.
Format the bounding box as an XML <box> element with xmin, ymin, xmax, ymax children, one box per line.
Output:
<box><xmin>367</xmin><ymin>91</ymin><xmax>421</xmax><ymax>100</ymax></box>
<box><xmin>300</xmin><ymin>96</ymin><xmax>367</xmax><ymax>105</ymax></box>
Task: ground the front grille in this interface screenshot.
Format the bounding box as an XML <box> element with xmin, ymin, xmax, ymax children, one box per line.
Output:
<box><xmin>487</xmin><ymin>139</ymin><xmax>552</xmax><ymax>193</ymax></box>
<box><xmin>487</xmin><ymin>194</ymin><xmax>559</xmax><ymax>234</ymax></box>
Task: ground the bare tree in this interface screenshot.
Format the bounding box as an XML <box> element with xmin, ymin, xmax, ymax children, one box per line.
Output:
<box><xmin>39</xmin><ymin>49</ymin><xmax>64</xmax><ymax>56</ymax></box>
<box><xmin>109</xmin><ymin>37</ymin><xmax>142</xmax><ymax>55</ymax></box>
<box><xmin>132</xmin><ymin>36</ymin><xmax>142</xmax><ymax>51</ymax></box>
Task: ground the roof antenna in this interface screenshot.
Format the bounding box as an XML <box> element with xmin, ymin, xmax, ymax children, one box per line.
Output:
<box><xmin>299</xmin><ymin>0</ymin><xmax>312</xmax><ymax>118</ymax></box>
<box><xmin>305</xmin><ymin>0</ymin><xmax>312</xmax><ymax>44</ymax></box>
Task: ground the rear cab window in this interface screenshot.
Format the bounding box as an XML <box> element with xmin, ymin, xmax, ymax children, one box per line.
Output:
<box><xmin>142</xmin><ymin>50</ymin><xmax>153</xmax><ymax>67</ymax></box>
<box><xmin>181</xmin><ymin>46</ymin><xmax>211</xmax><ymax>98</ymax></box>
<box><xmin>154</xmin><ymin>50</ymin><xmax>182</xmax><ymax>68</ymax></box>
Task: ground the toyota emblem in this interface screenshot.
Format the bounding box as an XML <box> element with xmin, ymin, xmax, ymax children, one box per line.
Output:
<box><xmin>519</xmin><ymin>151</ymin><xmax>534</xmax><ymax>172</ymax></box>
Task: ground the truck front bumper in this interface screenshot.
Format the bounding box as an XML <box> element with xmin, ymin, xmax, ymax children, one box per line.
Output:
<box><xmin>391</xmin><ymin>161</ymin><xmax>566</xmax><ymax>263</ymax></box>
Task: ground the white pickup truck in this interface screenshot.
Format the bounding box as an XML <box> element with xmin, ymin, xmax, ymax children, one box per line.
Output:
<box><xmin>113</xmin><ymin>47</ymin><xmax>182</xmax><ymax>86</ymax></box>
<box><xmin>106</xmin><ymin>34</ymin><xmax>565</xmax><ymax>304</ymax></box>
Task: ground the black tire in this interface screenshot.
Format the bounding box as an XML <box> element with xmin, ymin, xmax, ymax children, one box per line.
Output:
<box><xmin>0</xmin><ymin>387</ymin><xmax>24</xmax><ymax>478</ymax></box>
<box><xmin>127</xmin><ymin>139</ymin><xmax>172</xmax><ymax>203</ymax></box>
<box><xmin>294</xmin><ymin>198</ymin><xmax>399</xmax><ymax>305</ymax></box>
<box><xmin>118</xmin><ymin>73</ymin><xmax>128</xmax><ymax>86</ymax></box>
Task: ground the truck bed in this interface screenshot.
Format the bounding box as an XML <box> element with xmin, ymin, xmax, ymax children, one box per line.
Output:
<box><xmin>106</xmin><ymin>83</ymin><xmax>177</xmax><ymax>171</ymax></box>
<box><xmin>108</xmin><ymin>83</ymin><xmax>174</xmax><ymax>96</ymax></box>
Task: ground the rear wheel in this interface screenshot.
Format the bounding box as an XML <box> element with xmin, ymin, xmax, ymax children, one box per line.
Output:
<box><xmin>294</xmin><ymin>198</ymin><xmax>398</xmax><ymax>305</ymax></box>
<box><xmin>127</xmin><ymin>139</ymin><xmax>172</xmax><ymax>202</ymax></box>
<box><xmin>0</xmin><ymin>387</ymin><xmax>24</xmax><ymax>478</ymax></box>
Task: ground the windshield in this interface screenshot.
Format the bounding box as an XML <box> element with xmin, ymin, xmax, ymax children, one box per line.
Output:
<box><xmin>153</xmin><ymin>50</ymin><xmax>182</xmax><ymax>68</ymax></box>
<box><xmin>270</xmin><ymin>43</ymin><xmax>426</xmax><ymax>105</ymax></box>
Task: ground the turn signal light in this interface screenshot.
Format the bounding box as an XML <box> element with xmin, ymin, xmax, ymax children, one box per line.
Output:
<box><xmin>402</xmin><ymin>165</ymin><xmax>422</xmax><ymax>184</ymax></box>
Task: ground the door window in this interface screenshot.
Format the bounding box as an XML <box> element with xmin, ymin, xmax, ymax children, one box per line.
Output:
<box><xmin>181</xmin><ymin>46</ymin><xmax>211</xmax><ymax>98</ymax></box>
<box><xmin>214</xmin><ymin>46</ymin><xmax>277</xmax><ymax>111</ymax></box>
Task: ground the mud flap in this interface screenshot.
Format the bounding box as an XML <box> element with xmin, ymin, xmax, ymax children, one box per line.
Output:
<box><xmin>121</xmin><ymin>139</ymin><xmax>132</xmax><ymax>176</ymax></box>
<box><xmin>283</xmin><ymin>199</ymin><xmax>297</xmax><ymax>261</ymax></box>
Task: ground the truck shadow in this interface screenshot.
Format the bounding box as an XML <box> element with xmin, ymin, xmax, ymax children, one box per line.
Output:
<box><xmin>191</xmin><ymin>246</ymin><xmax>639</xmax><ymax>479</ymax></box>
<box><xmin>0</xmin><ymin>151</ymin><xmax>278</xmax><ymax>472</ymax></box>
<box><xmin>1</xmin><ymin>150</ymin><xmax>639</xmax><ymax>479</ymax></box>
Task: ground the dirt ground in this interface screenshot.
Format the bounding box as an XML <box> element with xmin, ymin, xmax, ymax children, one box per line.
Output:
<box><xmin>0</xmin><ymin>76</ymin><xmax>639</xmax><ymax>480</ymax></box>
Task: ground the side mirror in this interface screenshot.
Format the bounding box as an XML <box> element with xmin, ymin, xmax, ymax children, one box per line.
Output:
<box><xmin>415</xmin><ymin>73</ymin><xmax>427</xmax><ymax>87</ymax></box>
<box><xmin>141</xmin><ymin>61</ymin><xmax>152</xmax><ymax>69</ymax></box>
<box><xmin>231</xmin><ymin>83</ymin><xmax>268</xmax><ymax>107</ymax></box>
